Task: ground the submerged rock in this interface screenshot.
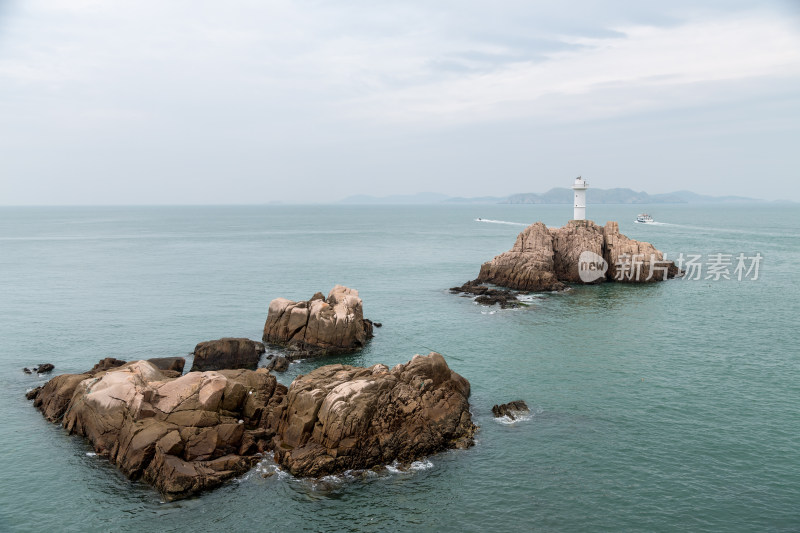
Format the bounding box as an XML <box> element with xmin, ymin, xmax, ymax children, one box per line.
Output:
<box><xmin>272</xmin><ymin>352</ymin><xmax>477</xmax><ymax>477</ymax></box>
<box><xmin>450</xmin><ymin>281</ymin><xmax>524</xmax><ymax>309</ymax></box>
<box><xmin>492</xmin><ymin>400</ymin><xmax>530</xmax><ymax>420</ymax></box>
<box><xmin>262</xmin><ymin>285</ymin><xmax>374</xmax><ymax>357</ymax></box>
<box><xmin>190</xmin><ymin>338</ymin><xmax>265</xmax><ymax>372</ymax></box>
<box><xmin>29</xmin><ymin>359</ymin><xmax>286</xmax><ymax>501</ymax></box>
<box><xmin>464</xmin><ymin>219</ymin><xmax>679</xmax><ymax>301</ymax></box>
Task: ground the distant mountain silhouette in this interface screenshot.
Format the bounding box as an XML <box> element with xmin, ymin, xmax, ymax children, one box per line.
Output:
<box><xmin>338</xmin><ymin>188</ymin><xmax>765</xmax><ymax>205</ymax></box>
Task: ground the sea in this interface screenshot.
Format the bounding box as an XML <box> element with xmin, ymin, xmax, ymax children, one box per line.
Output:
<box><xmin>0</xmin><ymin>204</ymin><xmax>798</xmax><ymax>532</ymax></box>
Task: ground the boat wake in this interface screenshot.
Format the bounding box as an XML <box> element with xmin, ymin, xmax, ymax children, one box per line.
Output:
<box><xmin>475</xmin><ymin>218</ymin><xmax>529</xmax><ymax>226</ymax></box>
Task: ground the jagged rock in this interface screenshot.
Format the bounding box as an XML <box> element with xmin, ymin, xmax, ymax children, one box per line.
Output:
<box><xmin>190</xmin><ymin>338</ymin><xmax>265</xmax><ymax>372</ymax></box>
<box><xmin>262</xmin><ymin>285</ymin><xmax>374</xmax><ymax>357</ymax></box>
<box><xmin>492</xmin><ymin>400</ymin><xmax>530</xmax><ymax>420</ymax></box>
<box><xmin>603</xmin><ymin>222</ymin><xmax>680</xmax><ymax>281</ymax></box>
<box><xmin>476</xmin><ymin>222</ymin><xmax>566</xmax><ymax>291</ymax></box>
<box><xmin>31</xmin><ymin>360</ymin><xmax>287</xmax><ymax>501</ymax></box>
<box><xmin>467</xmin><ymin>220</ymin><xmax>679</xmax><ymax>297</ymax></box>
<box><xmin>272</xmin><ymin>352</ymin><xmax>477</xmax><ymax>477</ymax></box>
<box><xmin>265</xmin><ymin>356</ymin><xmax>289</xmax><ymax>373</ymax></box>
<box><xmin>31</xmin><ymin>373</ymin><xmax>91</xmax><ymax>422</ymax></box>
<box><xmin>550</xmin><ymin>220</ymin><xmax>605</xmax><ymax>282</ymax></box>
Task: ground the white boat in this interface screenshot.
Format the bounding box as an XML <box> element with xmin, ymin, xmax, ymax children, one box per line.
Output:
<box><xmin>635</xmin><ymin>213</ymin><xmax>655</xmax><ymax>224</ymax></box>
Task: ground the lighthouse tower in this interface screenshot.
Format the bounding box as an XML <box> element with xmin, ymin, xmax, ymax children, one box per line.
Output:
<box><xmin>572</xmin><ymin>176</ymin><xmax>588</xmax><ymax>220</ymax></box>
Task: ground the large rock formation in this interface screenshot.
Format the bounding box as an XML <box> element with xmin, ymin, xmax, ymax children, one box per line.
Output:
<box><xmin>29</xmin><ymin>352</ymin><xmax>475</xmax><ymax>499</ymax></box>
<box><xmin>190</xmin><ymin>338</ymin><xmax>265</xmax><ymax>372</ymax></box>
<box><xmin>272</xmin><ymin>352</ymin><xmax>476</xmax><ymax>477</ymax></box>
<box><xmin>472</xmin><ymin>219</ymin><xmax>678</xmax><ymax>294</ymax></box>
<box><xmin>263</xmin><ymin>285</ymin><xmax>374</xmax><ymax>357</ymax></box>
<box><xmin>29</xmin><ymin>359</ymin><xmax>286</xmax><ymax>501</ymax></box>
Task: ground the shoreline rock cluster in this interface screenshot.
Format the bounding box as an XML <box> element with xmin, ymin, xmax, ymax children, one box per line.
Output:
<box><xmin>454</xmin><ymin>220</ymin><xmax>680</xmax><ymax>305</ymax></box>
<box><xmin>28</xmin><ymin>351</ymin><xmax>474</xmax><ymax>501</ymax></box>
<box><xmin>263</xmin><ymin>285</ymin><xmax>374</xmax><ymax>357</ymax></box>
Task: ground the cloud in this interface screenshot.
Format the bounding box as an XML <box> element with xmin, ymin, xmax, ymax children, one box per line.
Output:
<box><xmin>0</xmin><ymin>1</ymin><xmax>798</xmax><ymax>203</ymax></box>
<box><xmin>341</xmin><ymin>13</ymin><xmax>800</xmax><ymax>125</ymax></box>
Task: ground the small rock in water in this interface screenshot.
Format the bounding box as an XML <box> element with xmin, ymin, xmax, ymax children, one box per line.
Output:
<box><xmin>373</xmin><ymin>322</ymin><xmax>382</xmax><ymax>328</ymax></box>
<box><xmin>492</xmin><ymin>400</ymin><xmax>530</xmax><ymax>420</ymax></box>
<box><xmin>23</xmin><ymin>368</ymin><xmax>32</xmax><ymax>374</ymax></box>
<box><xmin>35</xmin><ymin>363</ymin><xmax>55</xmax><ymax>374</ymax></box>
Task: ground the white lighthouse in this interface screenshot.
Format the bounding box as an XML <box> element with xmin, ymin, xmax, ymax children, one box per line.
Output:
<box><xmin>572</xmin><ymin>176</ymin><xmax>588</xmax><ymax>220</ymax></box>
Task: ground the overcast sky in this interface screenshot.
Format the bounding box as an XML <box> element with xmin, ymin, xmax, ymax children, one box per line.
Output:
<box><xmin>1</xmin><ymin>0</ymin><xmax>799</xmax><ymax>205</ymax></box>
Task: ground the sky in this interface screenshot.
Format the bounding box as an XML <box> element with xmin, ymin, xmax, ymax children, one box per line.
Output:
<box><xmin>1</xmin><ymin>0</ymin><xmax>799</xmax><ymax>205</ymax></box>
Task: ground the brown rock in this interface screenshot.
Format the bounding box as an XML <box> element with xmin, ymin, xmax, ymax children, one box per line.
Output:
<box><xmin>476</xmin><ymin>222</ymin><xmax>566</xmax><ymax>291</ymax></box>
<box><xmin>603</xmin><ymin>221</ymin><xmax>680</xmax><ymax>282</ymax></box>
<box><xmin>32</xmin><ymin>373</ymin><xmax>90</xmax><ymax>422</ymax></box>
<box><xmin>190</xmin><ymin>338</ymin><xmax>265</xmax><ymax>372</ymax></box>
<box><xmin>262</xmin><ymin>285</ymin><xmax>374</xmax><ymax>357</ymax></box>
<box><xmin>467</xmin><ymin>219</ymin><xmax>679</xmax><ymax>295</ymax></box>
<box><xmin>549</xmin><ymin>220</ymin><xmax>605</xmax><ymax>282</ymax></box>
<box><xmin>34</xmin><ymin>363</ymin><xmax>55</xmax><ymax>374</ymax></box>
<box><xmin>492</xmin><ymin>400</ymin><xmax>530</xmax><ymax>420</ymax></box>
<box><xmin>147</xmin><ymin>357</ymin><xmax>186</xmax><ymax>373</ymax></box>
<box><xmin>33</xmin><ymin>360</ymin><xmax>285</xmax><ymax>501</ymax></box>
<box><xmin>272</xmin><ymin>352</ymin><xmax>477</xmax><ymax>477</ymax></box>
<box><xmin>25</xmin><ymin>386</ymin><xmax>41</xmax><ymax>401</ymax></box>
<box><xmin>87</xmin><ymin>357</ymin><xmax>128</xmax><ymax>375</ymax></box>
<box><xmin>265</xmin><ymin>356</ymin><xmax>289</xmax><ymax>372</ymax></box>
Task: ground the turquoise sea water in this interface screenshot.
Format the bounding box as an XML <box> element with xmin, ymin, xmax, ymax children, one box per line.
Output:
<box><xmin>0</xmin><ymin>204</ymin><xmax>798</xmax><ymax>532</ymax></box>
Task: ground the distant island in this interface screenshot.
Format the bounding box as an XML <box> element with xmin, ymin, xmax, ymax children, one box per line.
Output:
<box><xmin>339</xmin><ymin>188</ymin><xmax>770</xmax><ymax>205</ymax></box>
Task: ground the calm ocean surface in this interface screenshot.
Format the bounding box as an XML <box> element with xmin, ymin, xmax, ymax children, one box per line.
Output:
<box><xmin>1</xmin><ymin>204</ymin><xmax>798</xmax><ymax>532</ymax></box>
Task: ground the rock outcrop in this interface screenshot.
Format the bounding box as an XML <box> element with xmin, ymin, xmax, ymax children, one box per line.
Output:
<box><xmin>262</xmin><ymin>285</ymin><xmax>374</xmax><ymax>357</ymax></box>
<box><xmin>603</xmin><ymin>222</ymin><xmax>681</xmax><ymax>281</ymax></box>
<box><xmin>272</xmin><ymin>352</ymin><xmax>476</xmax><ymax>477</ymax></box>
<box><xmin>469</xmin><ymin>219</ymin><xmax>679</xmax><ymax>297</ymax></box>
<box><xmin>476</xmin><ymin>222</ymin><xmax>566</xmax><ymax>292</ymax></box>
<box><xmin>190</xmin><ymin>338</ymin><xmax>265</xmax><ymax>372</ymax></box>
<box><xmin>28</xmin><ymin>359</ymin><xmax>287</xmax><ymax>500</ymax></box>
<box><xmin>492</xmin><ymin>400</ymin><xmax>530</xmax><ymax>420</ymax></box>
